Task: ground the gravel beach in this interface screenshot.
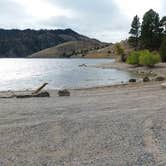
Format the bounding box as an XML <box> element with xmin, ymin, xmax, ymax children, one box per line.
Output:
<box><xmin>0</xmin><ymin>82</ymin><xmax>166</xmax><ymax>165</ymax></box>
<box><xmin>92</xmin><ymin>61</ymin><xmax>166</xmax><ymax>77</ymax></box>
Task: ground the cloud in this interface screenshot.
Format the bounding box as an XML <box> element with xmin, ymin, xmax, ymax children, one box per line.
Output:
<box><xmin>0</xmin><ymin>0</ymin><xmax>164</xmax><ymax>42</ymax></box>
<box><xmin>0</xmin><ymin>0</ymin><xmax>30</xmax><ymax>28</ymax></box>
<box><xmin>43</xmin><ymin>0</ymin><xmax>130</xmax><ymax>42</ymax></box>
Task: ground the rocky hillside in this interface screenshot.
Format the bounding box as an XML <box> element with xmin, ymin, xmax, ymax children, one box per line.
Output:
<box><xmin>0</xmin><ymin>28</ymin><xmax>96</xmax><ymax>57</ymax></box>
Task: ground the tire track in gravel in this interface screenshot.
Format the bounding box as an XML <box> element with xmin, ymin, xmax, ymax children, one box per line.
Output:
<box><xmin>143</xmin><ymin>117</ymin><xmax>166</xmax><ymax>165</ymax></box>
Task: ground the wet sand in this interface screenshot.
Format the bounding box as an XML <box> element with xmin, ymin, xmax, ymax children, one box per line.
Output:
<box><xmin>0</xmin><ymin>82</ymin><xmax>166</xmax><ymax>165</ymax></box>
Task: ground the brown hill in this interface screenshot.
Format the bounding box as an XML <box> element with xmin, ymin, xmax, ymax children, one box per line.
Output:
<box><xmin>84</xmin><ymin>40</ymin><xmax>134</xmax><ymax>58</ymax></box>
<box><xmin>30</xmin><ymin>40</ymin><xmax>106</xmax><ymax>58</ymax></box>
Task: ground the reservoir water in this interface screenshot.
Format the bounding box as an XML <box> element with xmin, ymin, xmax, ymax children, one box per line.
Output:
<box><xmin>0</xmin><ymin>58</ymin><xmax>137</xmax><ymax>90</ymax></box>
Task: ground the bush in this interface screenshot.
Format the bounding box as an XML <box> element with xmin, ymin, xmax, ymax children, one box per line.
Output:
<box><xmin>126</xmin><ymin>51</ymin><xmax>140</xmax><ymax>65</ymax></box>
<box><xmin>139</xmin><ymin>50</ymin><xmax>160</xmax><ymax>67</ymax></box>
<box><xmin>115</xmin><ymin>43</ymin><xmax>124</xmax><ymax>55</ymax></box>
<box><xmin>159</xmin><ymin>38</ymin><xmax>166</xmax><ymax>62</ymax></box>
<box><xmin>115</xmin><ymin>43</ymin><xmax>126</xmax><ymax>62</ymax></box>
<box><xmin>126</xmin><ymin>50</ymin><xmax>160</xmax><ymax>67</ymax></box>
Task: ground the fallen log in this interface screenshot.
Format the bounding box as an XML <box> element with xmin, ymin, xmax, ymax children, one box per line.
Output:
<box><xmin>0</xmin><ymin>83</ymin><xmax>50</xmax><ymax>99</ymax></box>
<box><xmin>16</xmin><ymin>91</ymin><xmax>50</xmax><ymax>98</ymax></box>
<box><xmin>32</xmin><ymin>83</ymin><xmax>48</xmax><ymax>95</ymax></box>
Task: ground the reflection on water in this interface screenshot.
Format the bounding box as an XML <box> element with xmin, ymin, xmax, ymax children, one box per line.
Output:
<box><xmin>0</xmin><ymin>58</ymin><xmax>137</xmax><ymax>90</ymax></box>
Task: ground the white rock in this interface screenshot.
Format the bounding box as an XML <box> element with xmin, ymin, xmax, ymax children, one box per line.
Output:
<box><xmin>161</xmin><ymin>82</ymin><xmax>166</xmax><ymax>88</ymax></box>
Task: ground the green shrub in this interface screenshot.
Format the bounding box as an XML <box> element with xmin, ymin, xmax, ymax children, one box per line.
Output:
<box><xmin>139</xmin><ymin>50</ymin><xmax>160</xmax><ymax>67</ymax></box>
<box><xmin>126</xmin><ymin>51</ymin><xmax>140</xmax><ymax>65</ymax></box>
<box><xmin>126</xmin><ymin>50</ymin><xmax>160</xmax><ymax>67</ymax></box>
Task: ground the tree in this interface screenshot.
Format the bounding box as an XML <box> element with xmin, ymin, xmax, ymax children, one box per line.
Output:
<box><xmin>129</xmin><ymin>15</ymin><xmax>140</xmax><ymax>49</ymax></box>
<box><xmin>160</xmin><ymin>16</ymin><xmax>166</xmax><ymax>34</ymax></box>
<box><xmin>141</xmin><ymin>9</ymin><xmax>162</xmax><ymax>49</ymax></box>
<box><xmin>159</xmin><ymin>37</ymin><xmax>166</xmax><ymax>62</ymax></box>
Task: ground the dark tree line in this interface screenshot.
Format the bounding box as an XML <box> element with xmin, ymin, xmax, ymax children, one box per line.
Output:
<box><xmin>129</xmin><ymin>9</ymin><xmax>166</xmax><ymax>61</ymax></box>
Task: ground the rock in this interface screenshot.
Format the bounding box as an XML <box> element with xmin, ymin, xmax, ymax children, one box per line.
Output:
<box><xmin>161</xmin><ymin>82</ymin><xmax>166</xmax><ymax>88</ymax></box>
<box><xmin>129</xmin><ymin>79</ymin><xmax>136</xmax><ymax>83</ymax></box>
<box><xmin>58</xmin><ymin>89</ymin><xmax>70</xmax><ymax>96</ymax></box>
<box><xmin>155</xmin><ymin>76</ymin><xmax>165</xmax><ymax>82</ymax></box>
<box><xmin>79</xmin><ymin>64</ymin><xmax>87</xmax><ymax>67</ymax></box>
<box><xmin>143</xmin><ymin>76</ymin><xmax>150</xmax><ymax>82</ymax></box>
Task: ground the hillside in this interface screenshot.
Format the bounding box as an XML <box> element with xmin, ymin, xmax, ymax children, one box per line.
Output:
<box><xmin>84</xmin><ymin>44</ymin><xmax>114</xmax><ymax>58</ymax></box>
<box><xmin>80</xmin><ymin>40</ymin><xmax>135</xmax><ymax>59</ymax></box>
<box><xmin>30</xmin><ymin>40</ymin><xmax>106</xmax><ymax>58</ymax></box>
<box><xmin>0</xmin><ymin>28</ymin><xmax>94</xmax><ymax>58</ymax></box>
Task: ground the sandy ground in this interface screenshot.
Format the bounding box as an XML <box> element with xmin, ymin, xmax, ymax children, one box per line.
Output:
<box><xmin>0</xmin><ymin>82</ymin><xmax>166</xmax><ymax>165</ymax></box>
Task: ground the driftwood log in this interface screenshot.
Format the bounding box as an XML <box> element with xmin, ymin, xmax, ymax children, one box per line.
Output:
<box><xmin>32</xmin><ymin>83</ymin><xmax>48</xmax><ymax>95</ymax></box>
<box><xmin>0</xmin><ymin>83</ymin><xmax>50</xmax><ymax>98</ymax></box>
<box><xmin>16</xmin><ymin>91</ymin><xmax>50</xmax><ymax>98</ymax></box>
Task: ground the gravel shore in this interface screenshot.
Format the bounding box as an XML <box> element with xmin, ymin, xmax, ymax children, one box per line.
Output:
<box><xmin>92</xmin><ymin>61</ymin><xmax>166</xmax><ymax>77</ymax></box>
<box><xmin>0</xmin><ymin>82</ymin><xmax>166</xmax><ymax>165</ymax></box>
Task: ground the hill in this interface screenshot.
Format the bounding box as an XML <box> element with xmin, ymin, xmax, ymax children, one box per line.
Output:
<box><xmin>30</xmin><ymin>40</ymin><xmax>106</xmax><ymax>58</ymax></box>
<box><xmin>0</xmin><ymin>28</ymin><xmax>95</xmax><ymax>58</ymax></box>
<box><xmin>84</xmin><ymin>44</ymin><xmax>114</xmax><ymax>58</ymax></box>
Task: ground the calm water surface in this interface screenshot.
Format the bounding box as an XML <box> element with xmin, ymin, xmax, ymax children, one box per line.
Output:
<box><xmin>0</xmin><ymin>59</ymin><xmax>137</xmax><ymax>90</ymax></box>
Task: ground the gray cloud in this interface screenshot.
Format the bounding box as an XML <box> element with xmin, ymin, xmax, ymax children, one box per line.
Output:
<box><xmin>161</xmin><ymin>0</ymin><xmax>166</xmax><ymax>17</ymax></box>
<box><xmin>45</xmin><ymin>0</ymin><xmax>130</xmax><ymax>42</ymax></box>
<box><xmin>1</xmin><ymin>0</ymin><xmax>164</xmax><ymax>42</ymax></box>
<box><xmin>0</xmin><ymin>0</ymin><xmax>30</xmax><ymax>28</ymax></box>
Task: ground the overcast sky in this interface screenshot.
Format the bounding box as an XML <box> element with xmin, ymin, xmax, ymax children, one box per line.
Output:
<box><xmin>0</xmin><ymin>0</ymin><xmax>165</xmax><ymax>42</ymax></box>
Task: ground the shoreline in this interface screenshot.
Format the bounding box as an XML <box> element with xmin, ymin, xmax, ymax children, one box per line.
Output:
<box><xmin>91</xmin><ymin>61</ymin><xmax>166</xmax><ymax>77</ymax></box>
<box><xmin>0</xmin><ymin>81</ymin><xmax>164</xmax><ymax>98</ymax></box>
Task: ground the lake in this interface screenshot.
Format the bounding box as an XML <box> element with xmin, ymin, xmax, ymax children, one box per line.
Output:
<box><xmin>0</xmin><ymin>58</ymin><xmax>137</xmax><ymax>90</ymax></box>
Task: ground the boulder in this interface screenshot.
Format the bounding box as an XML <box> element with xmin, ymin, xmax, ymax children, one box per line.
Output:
<box><xmin>129</xmin><ymin>79</ymin><xmax>136</xmax><ymax>83</ymax></box>
<box><xmin>161</xmin><ymin>82</ymin><xmax>166</xmax><ymax>88</ymax></box>
<box><xmin>143</xmin><ymin>76</ymin><xmax>150</xmax><ymax>82</ymax></box>
<box><xmin>78</xmin><ymin>64</ymin><xmax>87</xmax><ymax>67</ymax></box>
<box><xmin>58</xmin><ymin>89</ymin><xmax>70</xmax><ymax>96</ymax></box>
<box><xmin>155</xmin><ymin>76</ymin><xmax>165</xmax><ymax>82</ymax></box>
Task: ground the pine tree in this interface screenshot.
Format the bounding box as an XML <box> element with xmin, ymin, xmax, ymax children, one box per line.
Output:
<box><xmin>141</xmin><ymin>9</ymin><xmax>162</xmax><ymax>49</ymax></box>
<box><xmin>160</xmin><ymin>16</ymin><xmax>166</xmax><ymax>34</ymax></box>
<box><xmin>159</xmin><ymin>37</ymin><xmax>166</xmax><ymax>62</ymax></box>
<box><xmin>129</xmin><ymin>15</ymin><xmax>140</xmax><ymax>49</ymax></box>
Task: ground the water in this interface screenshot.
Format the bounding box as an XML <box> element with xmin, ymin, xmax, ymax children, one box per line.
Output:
<box><xmin>0</xmin><ymin>58</ymin><xmax>137</xmax><ymax>90</ymax></box>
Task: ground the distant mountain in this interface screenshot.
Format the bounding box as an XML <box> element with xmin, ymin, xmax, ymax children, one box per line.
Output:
<box><xmin>0</xmin><ymin>28</ymin><xmax>101</xmax><ymax>58</ymax></box>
